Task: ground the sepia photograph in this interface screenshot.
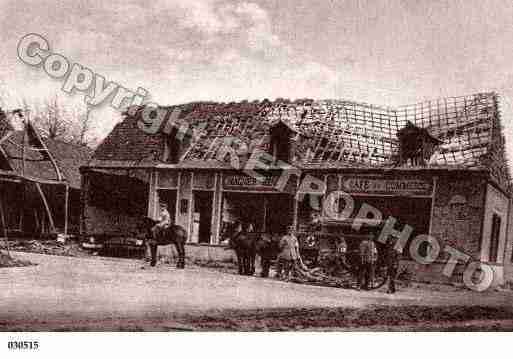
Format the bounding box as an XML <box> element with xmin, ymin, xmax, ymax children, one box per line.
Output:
<box><xmin>1</xmin><ymin>0</ymin><xmax>513</xmax><ymax>355</ymax></box>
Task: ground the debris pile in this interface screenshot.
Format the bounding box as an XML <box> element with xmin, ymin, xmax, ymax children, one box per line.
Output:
<box><xmin>0</xmin><ymin>239</ymin><xmax>89</xmax><ymax>257</ymax></box>
<box><xmin>0</xmin><ymin>252</ymin><xmax>33</xmax><ymax>268</ymax></box>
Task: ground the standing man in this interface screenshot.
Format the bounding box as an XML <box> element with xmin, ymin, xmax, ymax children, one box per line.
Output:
<box><xmin>276</xmin><ymin>225</ymin><xmax>300</xmax><ymax>281</ymax></box>
<box><xmin>385</xmin><ymin>237</ymin><xmax>399</xmax><ymax>294</ymax></box>
<box><xmin>357</xmin><ymin>235</ymin><xmax>378</xmax><ymax>290</ymax></box>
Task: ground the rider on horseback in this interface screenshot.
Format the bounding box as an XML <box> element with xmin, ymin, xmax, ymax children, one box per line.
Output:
<box><xmin>151</xmin><ymin>202</ymin><xmax>171</xmax><ymax>240</ymax></box>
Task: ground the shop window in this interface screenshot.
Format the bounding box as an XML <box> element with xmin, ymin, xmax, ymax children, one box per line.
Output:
<box><xmin>489</xmin><ymin>213</ymin><xmax>501</xmax><ymax>262</ymax></box>
<box><xmin>222</xmin><ymin>192</ymin><xmax>293</xmax><ymax>235</ymax></box>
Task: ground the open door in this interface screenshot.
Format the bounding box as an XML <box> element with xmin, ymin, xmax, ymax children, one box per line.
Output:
<box><xmin>193</xmin><ymin>190</ymin><xmax>213</xmax><ymax>244</ymax></box>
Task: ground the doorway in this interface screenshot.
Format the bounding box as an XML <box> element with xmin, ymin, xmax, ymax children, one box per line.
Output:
<box><xmin>193</xmin><ymin>190</ymin><xmax>213</xmax><ymax>244</ymax></box>
<box><xmin>157</xmin><ymin>189</ymin><xmax>177</xmax><ymax>223</ymax></box>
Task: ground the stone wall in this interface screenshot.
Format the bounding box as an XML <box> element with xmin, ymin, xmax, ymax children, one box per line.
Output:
<box><xmin>430</xmin><ymin>175</ymin><xmax>487</xmax><ymax>258</ymax></box>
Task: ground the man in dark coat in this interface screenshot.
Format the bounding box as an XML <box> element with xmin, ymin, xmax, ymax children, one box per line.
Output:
<box><xmin>385</xmin><ymin>238</ymin><xmax>400</xmax><ymax>294</ymax></box>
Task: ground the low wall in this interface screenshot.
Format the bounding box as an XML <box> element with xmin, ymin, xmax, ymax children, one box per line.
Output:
<box><xmin>157</xmin><ymin>243</ymin><xmax>236</xmax><ymax>263</ymax></box>
<box><xmin>400</xmin><ymin>260</ymin><xmax>504</xmax><ymax>288</ymax></box>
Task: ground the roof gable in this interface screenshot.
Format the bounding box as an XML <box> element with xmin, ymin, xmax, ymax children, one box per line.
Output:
<box><xmin>0</xmin><ymin>123</ymin><xmax>92</xmax><ymax>188</ymax></box>
<box><xmin>93</xmin><ymin>116</ymin><xmax>164</xmax><ymax>164</ymax></box>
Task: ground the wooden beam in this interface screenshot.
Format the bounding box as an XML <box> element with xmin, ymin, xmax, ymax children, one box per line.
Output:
<box><xmin>64</xmin><ymin>184</ymin><xmax>69</xmax><ymax>236</ymax></box>
<box><xmin>34</xmin><ymin>182</ymin><xmax>56</xmax><ymax>233</ymax></box>
<box><xmin>0</xmin><ymin>194</ymin><xmax>9</xmax><ymax>256</ymax></box>
<box><xmin>26</xmin><ymin>121</ymin><xmax>64</xmax><ymax>181</ymax></box>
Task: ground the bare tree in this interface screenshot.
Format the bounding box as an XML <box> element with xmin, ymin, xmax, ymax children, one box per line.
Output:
<box><xmin>68</xmin><ymin>105</ymin><xmax>98</xmax><ymax>147</ymax></box>
<box><xmin>18</xmin><ymin>94</ymin><xmax>97</xmax><ymax>148</ymax></box>
<box><xmin>32</xmin><ymin>95</ymin><xmax>70</xmax><ymax>140</ymax></box>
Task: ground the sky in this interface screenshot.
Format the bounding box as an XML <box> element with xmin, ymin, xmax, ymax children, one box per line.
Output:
<box><xmin>1</xmin><ymin>0</ymin><xmax>513</xmax><ymax>155</ymax></box>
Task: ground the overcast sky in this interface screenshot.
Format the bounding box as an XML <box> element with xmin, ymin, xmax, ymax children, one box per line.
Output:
<box><xmin>1</xmin><ymin>0</ymin><xmax>513</xmax><ymax>155</ymax></box>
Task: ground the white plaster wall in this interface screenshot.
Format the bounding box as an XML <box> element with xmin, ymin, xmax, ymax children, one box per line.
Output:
<box><xmin>481</xmin><ymin>184</ymin><xmax>509</xmax><ymax>264</ymax></box>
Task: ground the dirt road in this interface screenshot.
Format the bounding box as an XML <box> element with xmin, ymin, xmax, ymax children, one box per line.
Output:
<box><xmin>2</xmin><ymin>252</ymin><xmax>513</xmax><ymax>331</ymax></box>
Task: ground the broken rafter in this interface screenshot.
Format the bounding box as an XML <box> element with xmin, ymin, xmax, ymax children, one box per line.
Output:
<box><xmin>34</xmin><ymin>181</ymin><xmax>56</xmax><ymax>233</ymax></box>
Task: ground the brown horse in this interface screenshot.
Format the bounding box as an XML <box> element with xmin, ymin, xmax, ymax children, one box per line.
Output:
<box><xmin>221</xmin><ymin>222</ymin><xmax>281</xmax><ymax>277</ymax></box>
<box><xmin>221</xmin><ymin>222</ymin><xmax>256</xmax><ymax>275</ymax></box>
<box><xmin>140</xmin><ymin>217</ymin><xmax>187</xmax><ymax>268</ymax></box>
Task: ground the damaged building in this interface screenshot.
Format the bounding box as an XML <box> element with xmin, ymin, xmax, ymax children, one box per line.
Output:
<box><xmin>82</xmin><ymin>92</ymin><xmax>513</xmax><ymax>285</ymax></box>
<box><xmin>0</xmin><ymin>109</ymin><xmax>92</xmax><ymax>238</ymax></box>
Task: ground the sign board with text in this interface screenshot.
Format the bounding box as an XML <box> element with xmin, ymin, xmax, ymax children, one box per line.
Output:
<box><xmin>222</xmin><ymin>174</ymin><xmax>297</xmax><ymax>193</ymax></box>
<box><xmin>341</xmin><ymin>176</ymin><xmax>433</xmax><ymax>196</ymax></box>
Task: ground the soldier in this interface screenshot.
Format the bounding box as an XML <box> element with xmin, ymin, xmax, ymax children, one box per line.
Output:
<box><xmin>276</xmin><ymin>226</ymin><xmax>300</xmax><ymax>281</ymax></box>
<box><xmin>385</xmin><ymin>237</ymin><xmax>399</xmax><ymax>294</ymax></box>
<box><xmin>151</xmin><ymin>202</ymin><xmax>171</xmax><ymax>240</ymax></box>
<box><xmin>357</xmin><ymin>235</ymin><xmax>378</xmax><ymax>290</ymax></box>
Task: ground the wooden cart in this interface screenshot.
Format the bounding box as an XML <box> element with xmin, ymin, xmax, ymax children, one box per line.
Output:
<box><xmin>298</xmin><ymin>219</ymin><xmax>390</xmax><ymax>290</ymax></box>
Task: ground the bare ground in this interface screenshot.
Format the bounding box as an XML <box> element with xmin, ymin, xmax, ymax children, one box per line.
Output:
<box><xmin>2</xmin><ymin>251</ymin><xmax>513</xmax><ymax>331</ymax></box>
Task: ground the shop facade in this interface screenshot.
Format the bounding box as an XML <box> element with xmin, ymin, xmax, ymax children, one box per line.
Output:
<box><xmin>82</xmin><ymin>164</ymin><xmax>511</xmax><ymax>285</ymax></box>
<box><xmin>82</xmin><ymin>93</ymin><xmax>513</xmax><ymax>286</ymax></box>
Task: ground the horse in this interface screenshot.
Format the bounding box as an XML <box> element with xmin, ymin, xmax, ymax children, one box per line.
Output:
<box><xmin>221</xmin><ymin>222</ymin><xmax>281</xmax><ymax>277</ymax></box>
<box><xmin>255</xmin><ymin>233</ymin><xmax>281</xmax><ymax>277</ymax></box>
<box><xmin>220</xmin><ymin>221</ymin><xmax>256</xmax><ymax>275</ymax></box>
<box><xmin>140</xmin><ymin>217</ymin><xmax>188</xmax><ymax>268</ymax></box>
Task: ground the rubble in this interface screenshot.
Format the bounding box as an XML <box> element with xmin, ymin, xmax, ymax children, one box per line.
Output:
<box><xmin>0</xmin><ymin>251</ymin><xmax>34</xmax><ymax>267</ymax></box>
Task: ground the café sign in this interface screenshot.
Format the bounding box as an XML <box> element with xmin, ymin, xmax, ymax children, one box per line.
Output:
<box><xmin>341</xmin><ymin>177</ymin><xmax>432</xmax><ymax>195</ymax></box>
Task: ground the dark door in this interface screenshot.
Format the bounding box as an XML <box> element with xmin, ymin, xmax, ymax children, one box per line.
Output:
<box><xmin>194</xmin><ymin>191</ymin><xmax>213</xmax><ymax>244</ymax></box>
<box><xmin>158</xmin><ymin>189</ymin><xmax>177</xmax><ymax>223</ymax></box>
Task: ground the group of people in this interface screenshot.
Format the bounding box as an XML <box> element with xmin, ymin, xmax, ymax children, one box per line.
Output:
<box><xmin>152</xmin><ymin>202</ymin><xmax>397</xmax><ymax>293</ymax></box>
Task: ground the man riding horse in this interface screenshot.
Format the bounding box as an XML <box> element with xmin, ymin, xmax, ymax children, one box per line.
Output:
<box><xmin>141</xmin><ymin>202</ymin><xmax>187</xmax><ymax>269</ymax></box>
<box><xmin>151</xmin><ymin>202</ymin><xmax>171</xmax><ymax>239</ymax></box>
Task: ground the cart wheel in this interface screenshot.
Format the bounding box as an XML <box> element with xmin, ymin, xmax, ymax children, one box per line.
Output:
<box><xmin>345</xmin><ymin>262</ymin><xmax>388</xmax><ymax>290</ymax></box>
<box><xmin>368</xmin><ymin>265</ymin><xmax>388</xmax><ymax>290</ymax></box>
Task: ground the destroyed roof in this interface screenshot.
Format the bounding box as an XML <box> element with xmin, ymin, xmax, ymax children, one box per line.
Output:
<box><xmin>91</xmin><ymin>93</ymin><xmax>510</xmax><ymax>190</ymax></box>
<box><xmin>0</xmin><ymin>126</ymin><xmax>93</xmax><ymax>188</ymax></box>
